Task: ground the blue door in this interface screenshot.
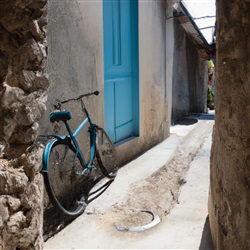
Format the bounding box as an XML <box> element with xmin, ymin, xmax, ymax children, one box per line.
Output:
<box><xmin>103</xmin><ymin>0</ymin><xmax>139</xmax><ymax>143</ymax></box>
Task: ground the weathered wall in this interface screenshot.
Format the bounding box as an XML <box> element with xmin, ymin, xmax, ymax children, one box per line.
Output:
<box><xmin>39</xmin><ymin>0</ymin><xmax>104</xmax><ymax>134</ymax></box>
<box><xmin>165</xmin><ymin>0</ymin><xmax>175</xmax><ymax>126</ymax></box>
<box><xmin>123</xmin><ymin>0</ymin><xmax>168</xmax><ymax>154</ymax></box>
<box><xmin>209</xmin><ymin>0</ymin><xmax>250</xmax><ymax>249</ymax></box>
<box><xmin>39</xmin><ymin>0</ymin><xmax>169</xmax><ymax>166</ymax></box>
<box><xmin>186</xmin><ymin>36</ymin><xmax>208</xmax><ymax>114</ymax></box>
<box><xmin>172</xmin><ymin>21</ymin><xmax>208</xmax><ymax>122</ymax></box>
<box><xmin>0</xmin><ymin>0</ymin><xmax>48</xmax><ymax>249</ymax></box>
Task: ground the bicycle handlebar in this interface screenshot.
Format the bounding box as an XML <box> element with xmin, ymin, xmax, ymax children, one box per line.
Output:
<box><xmin>74</xmin><ymin>90</ymin><xmax>99</xmax><ymax>101</ymax></box>
<box><xmin>54</xmin><ymin>90</ymin><xmax>99</xmax><ymax>109</ymax></box>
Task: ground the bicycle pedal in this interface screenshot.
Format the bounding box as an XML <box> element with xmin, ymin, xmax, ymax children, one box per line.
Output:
<box><xmin>82</xmin><ymin>168</ymin><xmax>90</xmax><ymax>175</ymax></box>
<box><xmin>90</xmin><ymin>165</ymin><xmax>97</xmax><ymax>169</ymax></box>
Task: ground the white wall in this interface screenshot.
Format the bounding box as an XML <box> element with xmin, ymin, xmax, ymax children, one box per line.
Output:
<box><xmin>39</xmin><ymin>0</ymin><xmax>170</xmax><ymax>166</ymax></box>
<box><xmin>39</xmin><ymin>0</ymin><xmax>208</xmax><ymax>164</ymax></box>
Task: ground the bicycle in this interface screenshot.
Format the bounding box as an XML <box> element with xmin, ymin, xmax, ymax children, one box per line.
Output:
<box><xmin>41</xmin><ymin>90</ymin><xmax>117</xmax><ymax>217</ymax></box>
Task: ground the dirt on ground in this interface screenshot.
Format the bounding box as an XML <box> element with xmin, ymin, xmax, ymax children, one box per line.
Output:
<box><xmin>43</xmin><ymin>140</ymin><xmax>199</xmax><ymax>240</ymax></box>
<box><xmin>91</xmin><ymin>133</ymin><xmax>206</xmax><ymax>230</ymax></box>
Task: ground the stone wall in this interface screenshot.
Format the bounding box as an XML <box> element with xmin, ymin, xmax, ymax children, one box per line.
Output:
<box><xmin>209</xmin><ymin>0</ymin><xmax>250</xmax><ymax>249</ymax></box>
<box><xmin>0</xmin><ymin>1</ymin><xmax>48</xmax><ymax>249</ymax></box>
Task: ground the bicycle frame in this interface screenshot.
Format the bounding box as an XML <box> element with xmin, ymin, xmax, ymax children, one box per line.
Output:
<box><xmin>42</xmin><ymin>103</ymin><xmax>97</xmax><ymax>175</ymax></box>
<box><xmin>41</xmin><ymin>91</ymin><xmax>117</xmax><ymax>216</ymax></box>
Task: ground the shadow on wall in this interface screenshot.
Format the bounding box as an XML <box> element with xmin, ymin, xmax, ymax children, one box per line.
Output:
<box><xmin>199</xmin><ymin>216</ymin><xmax>214</xmax><ymax>250</ymax></box>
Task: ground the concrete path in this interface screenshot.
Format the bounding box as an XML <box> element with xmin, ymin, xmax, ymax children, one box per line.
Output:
<box><xmin>44</xmin><ymin>112</ymin><xmax>214</xmax><ymax>249</ymax></box>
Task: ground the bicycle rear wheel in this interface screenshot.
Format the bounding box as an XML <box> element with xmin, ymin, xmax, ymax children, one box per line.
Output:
<box><xmin>43</xmin><ymin>140</ymin><xmax>90</xmax><ymax>217</ymax></box>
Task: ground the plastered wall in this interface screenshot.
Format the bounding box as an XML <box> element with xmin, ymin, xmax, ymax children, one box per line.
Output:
<box><xmin>171</xmin><ymin>21</ymin><xmax>208</xmax><ymax>123</ymax></box>
<box><xmin>39</xmin><ymin>0</ymin><xmax>170</xmax><ymax>166</ymax></box>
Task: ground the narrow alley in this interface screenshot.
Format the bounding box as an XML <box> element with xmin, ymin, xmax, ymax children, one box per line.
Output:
<box><xmin>44</xmin><ymin>112</ymin><xmax>214</xmax><ymax>249</ymax></box>
<box><xmin>0</xmin><ymin>1</ymin><xmax>249</xmax><ymax>249</ymax></box>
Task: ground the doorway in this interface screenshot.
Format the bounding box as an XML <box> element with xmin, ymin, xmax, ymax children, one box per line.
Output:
<box><xmin>103</xmin><ymin>0</ymin><xmax>139</xmax><ymax>143</ymax></box>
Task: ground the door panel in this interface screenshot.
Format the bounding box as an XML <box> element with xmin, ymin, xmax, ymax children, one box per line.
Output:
<box><xmin>115</xmin><ymin>78</ymin><xmax>132</xmax><ymax>128</ymax></box>
<box><xmin>103</xmin><ymin>0</ymin><xmax>139</xmax><ymax>143</ymax></box>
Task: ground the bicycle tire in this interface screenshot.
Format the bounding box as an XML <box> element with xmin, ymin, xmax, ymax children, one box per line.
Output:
<box><xmin>95</xmin><ymin>149</ymin><xmax>117</xmax><ymax>179</ymax></box>
<box><xmin>95</xmin><ymin>126</ymin><xmax>118</xmax><ymax>178</ymax></box>
<box><xmin>43</xmin><ymin>140</ymin><xmax>89</xmax><ymax>217</ymax></box>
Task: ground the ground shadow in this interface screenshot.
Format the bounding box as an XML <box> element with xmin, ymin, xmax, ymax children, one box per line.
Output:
<box><xmin>197</xmin><ymin>113</ymin><xmax>215</xmax><ymax>121</ymax></box>
<box><xmin>174</xmin><ymin>118</ymin><xmax>198</xmax><ymax>126</ymax></box>
<box><xmin>199</xmin><ymin>215</ymin><xmax>214</xmax><ymax>250</ymax></box>
<box><xmin>174</xmin><ymin>112</ymin><xmax>215</xmax><ymax>125</ymax></box>
<box><xmin>173</xmin><ymin>111</ymin><xmax>215</xmax><ymax>125</ymax></box>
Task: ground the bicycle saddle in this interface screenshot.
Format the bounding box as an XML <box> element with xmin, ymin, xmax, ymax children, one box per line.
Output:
<box><xmin>50</xmin><ymin>110</ymin><xmax>72</xmax><ymax>122</ymax></box>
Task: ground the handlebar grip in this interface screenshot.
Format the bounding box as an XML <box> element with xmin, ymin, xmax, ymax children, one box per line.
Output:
<box><xmin>59</xmin><ymin>90</ymin><xmax>100</xmax><ymax>104</ymax></box>
<box><xmin>77</xmin><ymin>90</ymin><xmax>99</xmax><ymax>99</ymax></box>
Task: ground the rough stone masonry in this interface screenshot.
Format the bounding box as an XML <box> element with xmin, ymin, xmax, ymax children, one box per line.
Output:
<box><xmin>209</xmin><ymin>0</ymin><xmax>250</xmax><ymax>249</ymax></box>
<box><xmin>0</xmin><ymin>1</ymin><xmax>48</xmax><ymax>249</ymax></box>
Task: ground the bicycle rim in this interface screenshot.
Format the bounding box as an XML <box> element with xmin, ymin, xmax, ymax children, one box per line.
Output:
<box><xmin>95</xmin><ymin>149</ymin><xmax>117</xmax><ymax>179</ymax></box>
<box><xmin>44</xmin><ymin>141</ymin><xmax>91</xmax><ymax>217</ymax></box>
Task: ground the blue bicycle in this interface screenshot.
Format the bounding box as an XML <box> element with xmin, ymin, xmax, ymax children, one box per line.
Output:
<box><xmin>41</xmin><ymin>91</ymin><xmax>117</xmax><ymax>217</ymax></box>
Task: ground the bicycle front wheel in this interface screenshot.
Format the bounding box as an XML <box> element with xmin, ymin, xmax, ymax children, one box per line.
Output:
<box><xmin>43</xmin><ymin>140</ymin><xmax>90</xmax><ymax>217</ymax></box>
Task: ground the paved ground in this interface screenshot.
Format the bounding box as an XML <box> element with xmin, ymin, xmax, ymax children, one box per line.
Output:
<box><xmin>44</xmin><ymin>112</ymin><xmax>214</xmax><ymax>250</ymax></box>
